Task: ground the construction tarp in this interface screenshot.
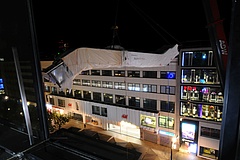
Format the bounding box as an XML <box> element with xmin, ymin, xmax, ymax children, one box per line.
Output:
<box><xmin>54</xmin><ymin>44</ymin><xmax>179</xmax><ymax>89</ymax></box>
<box><xmin>123</xmin><ymin>44</ymin><xmax>178</xmax><ymax>67</ymax></box>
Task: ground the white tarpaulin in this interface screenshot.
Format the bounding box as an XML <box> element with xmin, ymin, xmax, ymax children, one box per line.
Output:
<box><xmin>123</xmin><ymin>44</ymin><xmax>179</xmax><ymax>67</ymax></box>
<box><xmin>57</xmin><ymin>44</ymin><xmax>178</xmax><ymax>89</ymax></box>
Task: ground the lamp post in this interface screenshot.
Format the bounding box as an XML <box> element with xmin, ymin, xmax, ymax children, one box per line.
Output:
<box><xmin>171</xmin><ymin>136</ymin><xmax>177</xmax><ymax>160</ymax></box>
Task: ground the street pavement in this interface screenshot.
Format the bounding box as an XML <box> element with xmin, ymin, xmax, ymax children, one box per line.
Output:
<box><xmin>62</xmin><ymin>120</ymin><xmax>207</xmax><ymax>160</ymax></box>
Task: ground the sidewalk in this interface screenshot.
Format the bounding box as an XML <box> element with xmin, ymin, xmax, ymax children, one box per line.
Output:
<box><xmin>62</xmin><ymin>120</ymin><xmax>207</xmax><ymax>160</ymax></box>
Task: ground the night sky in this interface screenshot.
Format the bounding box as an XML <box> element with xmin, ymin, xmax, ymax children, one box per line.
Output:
<box><xmin>32</xmin><ymin>0</ymin><xmax>232</xmax><ymax>58</ymax></box>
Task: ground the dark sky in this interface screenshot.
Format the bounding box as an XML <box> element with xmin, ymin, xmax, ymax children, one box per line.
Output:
<box><xmin>32</xmin><ymin>0</ymin><xmax>232</xmax><ymax>57</ymax></box>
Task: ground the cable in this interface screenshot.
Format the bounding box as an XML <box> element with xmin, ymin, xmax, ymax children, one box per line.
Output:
<box><xmin>111</xmin><ymin>0</ymin><xmax>122</xmax><ymax>48</ymax></box>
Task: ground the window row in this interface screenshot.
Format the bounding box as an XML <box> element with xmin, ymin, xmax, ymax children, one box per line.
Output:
<box><xmin>181</xmin><ymin>50</ymin><xmax>215</xmax><ymax>67</ymax></box>
<box><xmin>48</xmin><ymin>91</ymin><xmax>175</xmax><ymax>113</ymax></box>
<box><xmin>140</xmin><ymin>114</ymin><xmax>174</xmax><ymax>129</ymax></box>
<box><xmin>181</xmin><ymin>85</ymin><xmax>223</xmax><ymax>104</ymax></box>
<box><xmin>80</xmin><ymin>70</ymin><xmax>176</xmax><ymax>79</ymax></box>
<box><xmin>73</xmin><ymin>79</ymin><xmax>175</xmax><ymax>95</ymax></box>
<box><xmin>180</xmin><ymin>102</ymin><xmax>222</xmax><ymax>122</ymax></box>
<box><xmin>181</xmin><ymin>69</ymin><xmax>220</xmax><ymax>84</ymax></box>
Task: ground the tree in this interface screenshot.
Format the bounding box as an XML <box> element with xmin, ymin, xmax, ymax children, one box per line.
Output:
<box><xmin>48</xmin><ymin>110</ymin><xmax>69</xmax><ymax>131</ymax></box>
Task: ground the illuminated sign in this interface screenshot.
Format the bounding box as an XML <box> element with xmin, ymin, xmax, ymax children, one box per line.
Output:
<box><xmin>0</xmin><ymin>84</ymin><xmax>3</xmax><ymax>89</ymax></box>
<box><xmin>140</xmin><ymin>114</ymin><xmax>156</xmax><ymax>128</ymax></box>
<box><xmin>181</xmin><ymin>122</ymin><xmax>196</xmax><ymax>142</ymax></box>
<box><xmin>159</xmin><ymin>130</ymin><xmax>175</xmax><ymax>137</ymax></box>
<box><xmin>122</xmin><ymin>114</ymin><xmax>128</xmax><ymax>119</ymax></box>
<box><xmin>167</xmin><ymin>72</ymin><xmax>176</xmax><ymax>79</ymax></box>
<box><xmin>0</xmin><ymin>78</ymin><xmax>4</xmax><ymax>90</ymax></box>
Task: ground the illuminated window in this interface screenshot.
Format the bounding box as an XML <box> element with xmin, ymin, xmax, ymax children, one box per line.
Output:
<box><xmin>102</xmin><ymin>81</ymin><xmax>113</xmax><ymax>88</ymax></box>
<box><xmin>92</xmin><ymin>80</ymin><xmax>101</xmax><ymax>87</ymax></box>
<box><xmin>160</xmin><ymin>71</ymin><xmax>176</xmax><ymax>79</ymax></box>
<box><xmin>82</xmin><ymin>79</ymin><xmax>90</xmax><ymax>86</ymax></box>
<box><xmin>127</xmin><ymin>71</ymin><xmax>140</xmax><ymax>77</ymax></box>
<box><xmin>158</xmin><ymin>116</ymin><xmax>174</xmax><ymax>129</ymax></box>
<box><xmin>160</xmin><ymin>85</ymin><xmax>175</xmax><ymax>95</ymax></box>
<box><xmin>114</xmin><ymin>82</ymin><xmax>126</xmax><ymax>90</ymax></box>
<box><xmin>73</xmin><ymin>79</ymin><xmax>81</xmax><ymax>85</ymax></box>
<box><xmin>142</xmin><ymin>84</ymin><xmax>157</xmax><ymax>93</ymax></box>
<box><xmin>91</xmin><ymin>70</ymin><xmax>100</xmax><ymax>75</ymax></box>
<box><xmin>128</xmin><ymin>83</ymin><xmax>140</xmax><ymax>91</ymax></box>
<box><xmin>114</xmin><ymin>70</ymin><xmax>125</xmax><ymax>77</ymax></box>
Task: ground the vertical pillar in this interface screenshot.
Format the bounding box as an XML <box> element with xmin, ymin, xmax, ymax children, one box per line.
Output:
<box><xmin>219</xmin><ymin>1</ymin><xmax>240</xmax><ymax>159</ymax></box>
<box><xmin>12</xmin><ymin>47</ymin><xmax>34</xmax><ymax>145</ymax></box>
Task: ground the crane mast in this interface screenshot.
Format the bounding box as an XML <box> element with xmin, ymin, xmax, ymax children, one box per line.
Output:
<box><xmin>203</xmin><ymin>1</ymin><xmax>240</xmax><ymax>160</ymax></box>
<box><xmin>202</xmin><ymin>0</ymin><xmax>228</xmax><ymax>90</ymax></box>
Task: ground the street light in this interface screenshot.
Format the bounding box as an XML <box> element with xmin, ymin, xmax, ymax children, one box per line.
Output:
<box><xmin>171</xmin><ymin>136</ymin><xmax>178</xmax><ymax>160</ymax></box>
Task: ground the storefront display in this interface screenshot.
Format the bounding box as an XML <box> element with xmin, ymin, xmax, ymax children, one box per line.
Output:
<box><xmin>140</xmin><ymin>114</ymin><xmax>156</xmax><ymax>128</ymax></box>
<box><xmin>181</xmin><ymin>102</ymin><xmax>223</xmax><ymax>121</ymax></box>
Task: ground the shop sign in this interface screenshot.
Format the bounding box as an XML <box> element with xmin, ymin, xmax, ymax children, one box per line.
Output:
<box><xmin>122</xmin><ymin>114</ymin><xmax>128</xmax><ymax>119</ymax></box>
<box><xmin>68</xmin><ymin>103</ymin><xmax>72</xmax><ymax>107</ymax></box>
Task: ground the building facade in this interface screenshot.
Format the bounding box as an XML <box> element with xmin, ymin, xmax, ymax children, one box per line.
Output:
<box><xmin>42</xmin><ymin>46</ymin><xmax>223</xmax><ymax>160</ymax></box>
<box><xmin>178</xmin><ymin>47</ymin><xmax>223</xmax><ymax>159</ymax></box>
<box><xmin>42</xmin><ymin>56</ymin><xmax>180</xmax><ymax>148</ymax></box>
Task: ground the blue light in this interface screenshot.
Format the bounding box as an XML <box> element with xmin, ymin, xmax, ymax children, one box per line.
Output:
<box><xmin>199</xmin><ymin>79</ymin><xmax>205</xmax><ymax>83</ymax></box>
<box><xmin>159</xmin><ymin>130</ymin><xmax>175</xmax><ymax>136</ymax></box>
<box><xmin>167</xmin><ymin>72</ymin><xmax>176</xmax><ymax>79</ymax></box>
<box><xmin>202</xmin><ymin>53</ymin><xmax>206</xmax><ymax>59</ymax></box>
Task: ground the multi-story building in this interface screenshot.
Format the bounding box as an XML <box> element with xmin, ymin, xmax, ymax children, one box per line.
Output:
<box><xmin>178</xmin><ymin>47</ymin><xmax>223</xmax><ymax>159</ymax></box>
<box><xmin>42</xmin><ymin>46</ymin><xmax>180</xmax><ymax>148</ymax></box>
<box><xmin>41</xmin><ymin>46</ymin><xmax>224</xmax><ymax>160</ymax></box>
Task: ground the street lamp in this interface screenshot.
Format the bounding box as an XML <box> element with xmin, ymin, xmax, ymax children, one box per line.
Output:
<box><xmin>171</xmin><ymin>136</ymin><xmax>177</xmax><ymax>160</ymax></box>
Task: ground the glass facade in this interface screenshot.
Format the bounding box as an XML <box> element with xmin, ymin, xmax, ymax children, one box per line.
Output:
<box><xmin>0</xmin><ymin>1</ymin><xmax>49</xmax><ymax>158</ymax></box>
<box><xmin>180</xmin><ymin>49</ymin><xmax>223</xmax><ymax>122</ymax></box>
<box><xmin>180</xmin><ymin>48</ymin><xmax>223</xmax><ymax>158</ymax></box>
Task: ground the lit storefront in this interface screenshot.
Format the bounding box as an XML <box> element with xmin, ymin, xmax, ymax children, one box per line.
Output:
<box><xmin>180</xmin><ymin>120</ymin><xmax>198</xmax><ymax>154</ymax></box>
<box><xmin>108</xmin><ymin>121</ymin><xmax>140</xmax><ymax>139</ymax></box>
<box><xmin>46</xmin><ymin>103</ymin><xmax>64</xmax><ymax>114</ymax></box>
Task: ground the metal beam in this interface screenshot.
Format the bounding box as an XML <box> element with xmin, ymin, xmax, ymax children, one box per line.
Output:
<box><xmin>219</xmin><ymin>1</ymin><xmax>240</xmax><ymax>159</ymax></box>
<box><xmin>12</xmin><ymin>47</ymin><xmax>34</xmax><ymax>145</ymax></box>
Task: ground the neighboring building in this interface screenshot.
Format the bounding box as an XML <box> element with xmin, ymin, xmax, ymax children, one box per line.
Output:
<box><xmin>178</xmin><ymin>47</ymin><xmax>223</xmax><ymax>160</ymax></box>
<box><xmin>41</xmin><ymin>46</ymin><xmax>180</xmax><ymax>148</ymax></box>
<box><xmin>0</xmin><ymin>60</ymin><xmax>38</xmax><ymax>102</ymax></box>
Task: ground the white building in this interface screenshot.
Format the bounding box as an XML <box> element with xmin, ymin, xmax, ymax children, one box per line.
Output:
<box><xmin>41</xmin><ymin>45</ymin><xmax>179</xmax><ymax>147</ymax></box>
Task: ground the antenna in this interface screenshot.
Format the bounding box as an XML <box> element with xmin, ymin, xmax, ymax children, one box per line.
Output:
<box><xmin>111</xmin><ymin>0</ymin><xmax>121</xmax><ymax>49</ymax></box>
